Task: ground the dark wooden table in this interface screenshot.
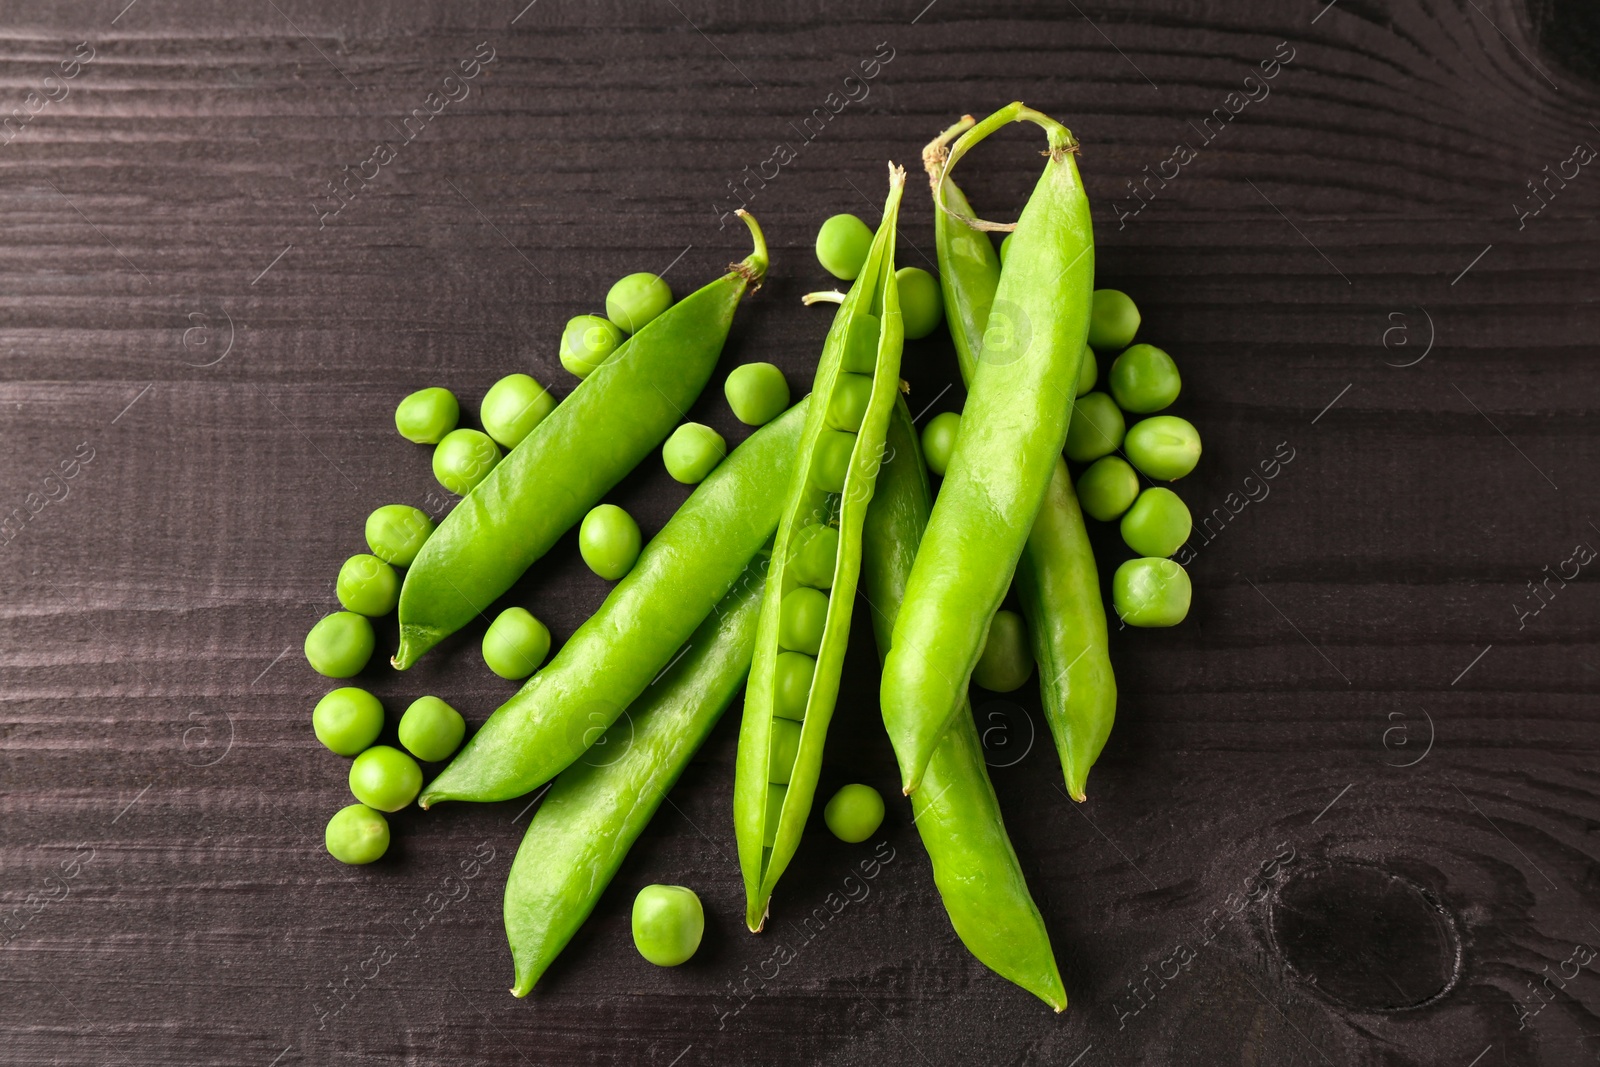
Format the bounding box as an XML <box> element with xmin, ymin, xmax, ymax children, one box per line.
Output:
<box><xmin>3</xmin><ymin>1</ymin><xmax>1597</xmax><ymax>1063</ymax></box>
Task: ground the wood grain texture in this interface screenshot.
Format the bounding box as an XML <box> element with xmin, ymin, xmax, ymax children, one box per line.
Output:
<box><xmin>1</xmin><ymin>1</ymin><xmax>1597</xmax><ymax>1064</ymax></box>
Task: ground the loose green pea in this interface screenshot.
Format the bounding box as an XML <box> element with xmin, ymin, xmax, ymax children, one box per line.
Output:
<box><xmin>972</xmin><ymin>609</ymin><xmax>1034</xmax><ymax>692</ymax></box>
<box><xmin>842</xmin><ymin>312</ymin><xmax>882</xmax><ymax>374</ymax></box>
<box><xmin>773</xmin><ymin>651</ymin><xmax>815</xmax><ymax>721</ymax></box>
<box><xmin>1124</xmin><ymin>415</ymin><xmax>1202</xmax><ymax>481</ymax></box>
<box><xmin>1088</xmin><ymin>288</ymin><xmax>1141</xmax><ymax>351</ymax></box>
<box><xmin>398</xmin><ymin>695</ymin><xmax>466</xmax><ymax>762</ymax></box>
<box><xmin>921</xmin><ymin>411</ymin><xmax>960</xmax><ymax>477</ymax></box>
<box><xmin>365</xmin><ymin>504</ymin><xmax>434</xmax><ymax>567</ymax></box>
<box><xmin>560</xmin><ymin>314</ymin><xmax>625</xmax><ymax>379</ymax></box>
<box><xmin>348</xmin><ymin>745</ymin><xmax>423</xmax><ymax>812</ymax></box>
<box><xmin>1075</xmin><ymin>456</ymin><xmax>1141</xmax><ymax>522</ymax></box>
<box><xmin>312</xmin><ymin>687</ymin><xmax>385</xmax><ymax>756</ymax></box>
<box><xmin>633</xmin><ymin>884</ymin><xmax>704</xmax><ymax>966</ymax></box>
<box><xmin>999</xmin><ymin>231</ymin><xmax>1013</xmax><ymax>264</ymax></box>
<box><xmin>823</xmin><ymin>784</ymin><xmax>884</xmax><ymax>843</ymax></box>
<box><xmin>827</xmin><ymin>372</ymin><xmax>874</xmax><ymax>432</ymax></box>
<box><xmin>1109</xmin><ymin>344</ymin><xmax>1181</xmax><ymax>414</ymax></box>
<box><xmin>305</xmin><ymin>611</ymin><xmax>375</xmax><ymax>678</ymax></box>
<box><xmin>433</xmin><ymin>428</ymin><xmax>502</xmax><ymax>496</ymax></box>
<box><xmin>1121</xmin><ymin>487</ymin><xmax>1192</xmax><ymax>557</ymax></box>
<box><xmin>481</xmin><ymin>374</ymin><xmax>556</xmax><ymax>449</ymax></box>
<box><xmin>778</xmin><ymin>587</ymin><xmax>829</xmax><ymax>656</ymax></box>
<box><xmin>606</xmin><ymin>273</ymin><xmax>673</xmax><ymax>335</ymax></box>
<box><xmin>816</xmin><ymin>213</ymin><xmax>874</xmax><ymax>280</ymax></box>
<box><xmin>336</xmin><ymin>553</ymin><xmax>399</xmax><ymax>617</ymax></box>
<box><xmin>394</xmin><ymin>387</ymin><xmax>459</xmax><ymax>445</ymax></box>
<box><xmin>895</xmin><ymin>266</ymin><xmax>943</xmax><ymax>341</ymax></box>
<box><xmin>763</xmin><ymin>784</ymin><xmax>787</xmax><ymax>847</ymax></box>
<box><xmin>768</xmin><ymin>718</ymin><xmax>801</xmax><ymax>785</ymax></box>
<box><xmin>662</xmin><ymin>423</ymin><xmax>727</xmax><ymax>484</ymax></box>
<box><xmin>1078</xmin><ymin>345</ymin><xmax>1098</xmax><ymax>394</ymax></box>
<box><xmin>724</xmin><ymin>363</ymin><xmax>790</xmax><ymax>426</ymax></box>
<box><xmin>790</xmin><ymin>524</ymin><xmax>839</xmax><ymax>589</ymax></box>
<box><xmin>809</xmin><ymin>429</ymin><xmax>855</xmax><ymax>493</ymax></box>
<box><xmin>1113</xmin><ymin>557</ymin><xmax>1192</xmax><ymax>627</ymax></box>
<box><xmin>579</xmin><ymin>503</ymin><xmax>641</xmax><ymax>580</ymax></box>
<box><xmin>325</xmin><ymin>803</ymin><xmax>390</xmax><ymax>865</ymax></box>
<box><xmin>482</xmin><ymin>606</ymin><xmax>552</xmax><ymax>680</ymax></box>
<box><xmin>1064</xmin><ymin>391</ymin><xmax>1126</xmax><ymax>463</ymax></box>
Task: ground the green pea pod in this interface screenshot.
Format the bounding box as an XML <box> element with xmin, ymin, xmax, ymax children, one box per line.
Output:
<box><xmin>882</xmin><ymin>103</ymin><xmax>1093</xmax><ymax>794</ymax></box>
<box><xmin>505</xmin><ymin>554</ymin><xmax>765</xmax><ymax>995</ymax></box>
<box><xmin>862</xmin><ymin>397</ymin><xmax>1067</xmax><ymax>1012</ymax></box>
<box><xmin>393</xmin><ymin>211</ymin><xmax>769</xmax><ymax>669</ymax></box>
<box><xmin>924</xmin><ymin>117</ymin><xmax>1114</xmax><ymax>802</ymax></box>
<box><xmin>734</xmin><ymin>164</ymin><xmax>906</xmax><ymax>931</ymax></box>
<box><xmin>419</xmin><ymin>400</ymin><xmax>807</xmax><ymax>807</ymax></box>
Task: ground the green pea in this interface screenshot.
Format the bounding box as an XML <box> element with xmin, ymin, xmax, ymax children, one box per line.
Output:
<box><xmin>1124</xmin><ymin>415</ymin><xmax>1201</xmax><ymax>481</ymax></box>
<box><xmin>823</xmin><ymin>783</ymin><xmax>884</xmax><ymax>843</ymax></box>
<box><xmin>662</xmin><ymin>423</ymin><xmax>727</xmax><ymax>484</ymax></box>
<box><xmin>724</xmin><ymin>362</ymin><xmax>790</xmax><ymax>426</ymax></box>
<box><xmin>1078</xmin><ymin>345</ymin><xmax>1098</xmax><ymax>394</ymax></box>
<box><xmin>815</xmin><ymin>213</ymin><xmax>874</xmax><ymax>281</ymax></box>
<box><xmin>579</xmin><ymin>503</ymin><xmax>641</xmax><ymax>580</ymax></box>
<box><xmin>895</xmin><ymin>266</ymin><xmax>943</xmax><ymax>341</ymax></box>
<box><xmin>325</xmin><ymin>803</ymin><xmax>390</xmax><ymax>865</ymax></box>
<box><xmin>773</xmin><ymin>651</ymin><xmax>815</xmax><ymax>721</ymax></box>
<box><xmin>631</xmin><ymin>884</ymin><xmax>704</xmax><ymax>967</ymax></box>
<box><xmin>481</xmin><ymin>373</ymin><xmax>556</xmax><ymax>449</ymax></box>
<box><xmin>789</xmin><ymin>524</ymin><xmax>838</xmax><ymax>589</ymax></box>
<box><xmin>348</xmin><ymin>745</ymin><xmax>423</xmax><ymax>812</ymax></box>
<box><xmin>335</xmin><ymin>553</ymin><xmax>399</xmax><ymax>617</ymax></box>
<box><xmin>1121</xmin><ymin>487</ymin><xmax>1192</xmax><ymax>557</ymax></box>
<box><xmin>398</xmin><ymin>695</ymin><xmax>466</xmax><ymax>762</ymax></box>
<box><xmin>826</xmin><ymin>372</ymin><xmax>874</xmax><ymax>432</ymax></box>
<box><xmin>365</xmin><ymin>504</ymin><xmax>434</xmax><ymax>566</ymax></box>
<box><xmin>999</xmin><ymin>231</ymin><xmax>1013</xmax><ymax>264</ymax></box>
<box><xmin>921</xmin><ymin>411</ymin><xmax>960</xmax><ymax>477</ymax></box>
<box><xmin>1113</xmin><ymin>557</ymin><xmax>1192</xmax><ymax>627</ymax></box>
<box><xmin>1075</xmin><ymin>456</ymin><xmax>1140</xmax><ymax>522</ymax></box>
<box><xmin>767</xmin><ymin>718</ymin><xmax>802</xmax><ymax>785</ymax></box>
<box><xmin>763</xmin><ymin>784</ymin><xmax>787</xmax><ymax>847</ymax></box>
<box><xmin>809</xmin><ymin>429</ymin><xmax>855</xmax><ymax>493</ymax></box>
<box><xmin>394</xmin><ymin>387</ymin><xmax>459</xmax><ymax>445</ymax></box>
<box><xmin>560</xmin><ymin>314</ymin><xmax>625</xmax><ymax>379</ymax></box>
<box><xmin>842</xmin><ymin>312</ymin><xmax>882</xmax><ymax>374</ymax></box>
<box><xmin>1109</xmin><ymin>344</ymin><xmax>1181</xmax><ymax>414</ymax></box>
<box><xmin>778</xmin><ymin>587</ymin><xmax>829</xmax><ymax>655</ymax></box>
<box><xmin>1064</xmin><ymin>391</ymin><xmax>1126</xmax><ymax>463</ymax></box>
<box><xmin>971</xmin><ymin>609</ymin><xmax>1034</xmax><ymax>692</ymax></box>
<box><xmin>606</xmin><ymin>273</ymin><xmax>673</xmax><ymax>335</ymax></box>
<box><xmin>312</xmin><ymin>687</ymin><xmax>384</xmax><ymax>756</ymax></box>
<box><xmin>1088</xmin><ymin>288</ymin><xmax>1141</xmax><ymax>351</ymax></box>
<box><xmin>482</xmin><ymin>606</ymin><xmax>552</xmax><ymax>680</ymax></box>
<box><xmin>433</xmin><ymin>428</ymin><xmax>502</xmax><ymax>496</ymax></box>
<box><xmin>305</xmin><ymin>611</ymin><xmax>375</xmax><ymax>678</ymax></box>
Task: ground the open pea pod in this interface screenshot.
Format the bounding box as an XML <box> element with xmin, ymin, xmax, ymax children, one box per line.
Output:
<box><xmin>734</xmin><ymin>164</ymin><xmax>906</xmax><ymax>932</ymax></box>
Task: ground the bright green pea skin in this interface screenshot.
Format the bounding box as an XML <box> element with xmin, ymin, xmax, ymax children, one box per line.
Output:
<box><xmin>305</xmin><ymin>612</ymin><xmax>375</xmax><ymax>678</ymax></box>
<box><xmin>325</xmin><ymin>803</ymin><xmax>390</xmax><ymax>865</ymax></box>
<box><xmin>826</xmin><ymin>373</ymin><xmax>874</xmax><ymax>432</ymax></box>
<box><xmin>579</xmin><ymin>503</ymin><xmax>641</xmax><ymax>580</ymax></box>
<box><xmin>433</xmin><ymin>428</ymin><xmax>502</xmax><ymax>496</ymax></box>
<box><xmin>336</xmin><ymin>554</ymin><xmax>399</xmax><ymax>617</ymax></box>
<box><xmin>312</xmin><ymin>687</ymin><xmax>385</xmax><ymax>756</ymax></box>
<box><xmin>1124</xmin><ymin>415</ymin><xmax>1202</xmax><ymax>481</ymax></box>
<box><xmin>1109</xmin><ymin>344</ymin><xmax>1181</xmax><ymax>414</ymax></box>
<box><xmin>365</xmin><ymin>505</ymin><xmax>434</xmax><ymax>567</ymax></box>
<box><xmin>662</xmin><ymin>423</ymin><xmax>727</xmax><ymax>484</ymax></box>
<box><xmin>778</xmin><ymin>587</ymin><xmax>828</xmax><ymax>656</ymax></box>
<box><xmin>895</xmin><ymin>266</ymin><xmax>943</xmax><ymax>341</ymax></box>
<box><xmin>560</xmin><ymin>315</ymin><xmax>625</xmax><ymax>380</ymax></box>
<box><xmin>481</xmin><ymin>374</ymin><xmax>556</xmax><ymax>449</ymax></box>
<box><xmin>725</xmin><ymin>363</ymin><xmax>790</xmax><ymax>427</ymax></box>
<box><xmin>1113</xmin><ymin>557</ymin><xmax>1192</xmax><ymax>627</ymax></box>
<box><xmin>394</xmin><ymin>387</ymin><xmax>459</xmax><ymax>445</ymax></box>
<box><xmin>398</xmin><ymin>695</ymin><xmax>466</xmax><ymax>762</ymax></box>
<box><xmin>1121</xmin><ymin>487</ymin><xmax>1192</xmax><ymax>557</ymax></box>
<box><xmin>972</xmin><ymin>609</ymin><xmax>1034</xmax><ymax>692</ymax></box>
<box><xmin>768</xmin><ymin>718</ymin><xmax>801</xmax><ymax>784</ymax></box>
<box><xmin>632</xmin><ymin>884</ymin><xmax>704</xmax><ymax>967</ymax></box>
<box><xmin>483</xmin><ymin>606</ymin><xmax>552</xmax><ymax>680</ymax></box>
<box><xmin>606</xmin><ymin>273</ymin><xmax>673</xmax><ymax>335</ymax></box>
<box><xmin>841</xmin><ymin>312</ymin><xmax>881</xmax><ymax>374</ymax></box>
<box><xmin>1088</xmin><ymin>289</ymin><xmax>1141</xmax><ymax>351</ymax></box>
<box><xmin>789</xmin><ymin>525</ymin><xmax>839</xmax><ymax>589</ymax></box>
<box><xmin>809</xmin><ymin>429</ymin><xmax>855</xmax><ymax>492</ymax></box>
<box><xmin>1075</xmin><ymin>456</ymin><xmax>1140</xmax><ymax>522</ymax></box>
<box><xmin>921</xmin><ymin>411</ymin><xmax>960</xmax><ymax>477</ymax></box>
<box><xmin>823</xmin><ymin>784</ymin><xmax>884</xmax><ymax>843</ymax></box>
<box><xmin>998</xmin><ymin>231</ymin><xmax>1013</xmax><ymax>264</ymax></box>
<box><xmin>772</xmin><ymin>652</ymin><xmax>815</xmax><ymax>720</ymax></box>
<box><xmin>1078</xmin><ymin>345</ymin><xmax>1098</xmax><ymax>394</ymax></box>
<box><xmin>348</xmin><ymin>745</ymin><xmax>423</xmax><ymax>812</ymax></box>
<box><xmin>1063</xmin><ymin>391</ymin><xmax>1126</xmax><ymax>464</ymax></box>
<box><xmin>816</xmin><ymin>214</ymin><xmax>874</xmax><ymax>281</ymax></box>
